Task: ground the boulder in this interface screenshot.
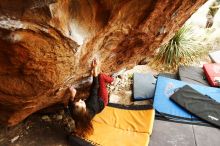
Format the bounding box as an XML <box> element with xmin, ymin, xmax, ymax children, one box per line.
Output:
<box><xmin>0</xmin><ymin>0</ymin><xmax>206</xmax><ymax>126</ymax></box>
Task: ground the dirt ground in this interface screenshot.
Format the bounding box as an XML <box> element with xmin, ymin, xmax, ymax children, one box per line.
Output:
<box><xmin>0</xmin><ymin>114</ymin><xmax>70</xmax><ymax>146</ymax></box>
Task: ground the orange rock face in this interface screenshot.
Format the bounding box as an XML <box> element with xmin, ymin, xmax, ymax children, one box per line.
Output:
<box><xmin>0</xmin><ymin>0</ymin><xmax>206</xmax><ymax>126</ymax></box>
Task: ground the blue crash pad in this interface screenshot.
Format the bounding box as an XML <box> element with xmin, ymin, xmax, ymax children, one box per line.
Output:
<box><xmin>153</xmin><ymin>76</ymin><xmax>220</xmax><ymax>121</ymax></box>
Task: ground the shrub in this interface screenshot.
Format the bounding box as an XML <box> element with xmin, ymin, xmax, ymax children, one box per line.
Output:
<box><xmin>150</xmin><ymin>25</ymin><xmax>209</xmax><ymax>72</ymax></box>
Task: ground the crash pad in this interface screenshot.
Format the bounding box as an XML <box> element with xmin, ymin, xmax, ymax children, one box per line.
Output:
<box><xmin>170</xmin><ymin>85</ymin><xmax>220</xmax><ymax>128</ymax></box>
<box><xmin>209</xmin><ymin>50</ymin><xmax>220</xmax><ymax>63</ymax></box>
<box><xmin>69</xmin><ymin>104</ymin><xmax>155</xmax><ymax>146</ymax></box>
<box><xmin>178</xmin><ymin>65</ymin><xmax>209</xmax><ymax>86</ymax></box>
<box><xmin>153</xmin><ymin>76</ymin><xmax>220</xmax><ymax>122</ymax></box>
<box><xmin>133</xmin><ymin>73</ymin><xmax>156</xmax><ymax>100</ymax></box>
<box><xmin>203</xmin><ymin>63</ymin><xmax>220</xmax><ymax>87</ymax></box>
<box><xmin>157</xmin><ymin>73</ymin><xmax>178</xmax><ymax>80</ymax></box>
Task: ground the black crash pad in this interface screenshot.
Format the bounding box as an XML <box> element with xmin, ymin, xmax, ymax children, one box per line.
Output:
<box><xmin>170</xmin><ymin>85</ymin><xmax>220</xmax><ymax>128</ymax></box>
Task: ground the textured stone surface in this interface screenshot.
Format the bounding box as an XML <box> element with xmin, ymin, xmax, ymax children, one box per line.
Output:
<box><xmin>0</xmin><ymin>0</ymin><xmax>206</xmax><ymax>126</ymax></box>
<box><xmin>149</xmin><ymin>120</ymin><xmax>196</xmax><ymax>146</ymax></box>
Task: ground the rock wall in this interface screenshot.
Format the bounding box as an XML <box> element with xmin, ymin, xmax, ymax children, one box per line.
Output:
<box><xmin>0</xmin><ymin>0</ymin><xmax>206</xmax><ymax>126</ymax></box>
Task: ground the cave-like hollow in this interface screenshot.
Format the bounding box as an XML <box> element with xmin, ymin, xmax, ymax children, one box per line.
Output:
<box><xmin>0</xmin><ymin>0</ymin><xmax>206</xmax><ymax>126</ymax></box>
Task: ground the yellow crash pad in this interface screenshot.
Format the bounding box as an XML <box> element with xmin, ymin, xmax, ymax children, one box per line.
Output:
<box><xmin>86</xmin><ymin>105</ymin><xmax>155</xmax><ymax>146</ymax></box>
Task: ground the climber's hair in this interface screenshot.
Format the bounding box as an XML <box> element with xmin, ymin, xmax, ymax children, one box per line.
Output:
<box><xmin>71</xmin><ymin>101</ymin><xmax>93</xmax><ymax>138</ymax></box>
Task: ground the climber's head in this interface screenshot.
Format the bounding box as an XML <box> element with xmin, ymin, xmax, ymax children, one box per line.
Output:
<box><xmin>71</xmin><ymin>99</ymin><xmax>93</xmax><ymax>137</ymax></box>
<box><xmin>73</xmin><ymin>99</ymin><xmax>86</xmax><ymax>112</ymax></box>
<box><xmin>69</xmin><ymin>86</ymin><xmax>86</xmax><ymax>112</ymax></box>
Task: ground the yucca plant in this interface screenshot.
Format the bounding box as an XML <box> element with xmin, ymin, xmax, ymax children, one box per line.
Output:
<box><xmin>150</xmin><ymin>25</ymin><xmax>209</xmax><ymax>72</ymax></box>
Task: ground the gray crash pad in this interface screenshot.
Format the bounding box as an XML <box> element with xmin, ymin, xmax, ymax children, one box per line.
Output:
<box><xmin>158</xmin><ymin>73</ymin><xmax>178</xmax><ymax>80</ymax></box>
<box><xmin>209</xmin><ymin>50</ymin><xmax>220</xmax><ymax>63</ymax></box>
<box><xmin>178</xmin><ymin>65</ymin><xmax>209</xmax><ymax>86</ymax></box>
<box><xmin>133</xmin><ymin>73</ymin><xmax>156</xmax><ymax>100</ymax></box>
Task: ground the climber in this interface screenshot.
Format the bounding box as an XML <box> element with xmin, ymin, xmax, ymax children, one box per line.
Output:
<box><xmin>67</xmin><ymin>58</ymin><xmax>114</xmax><ymax>137</ymax></box>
